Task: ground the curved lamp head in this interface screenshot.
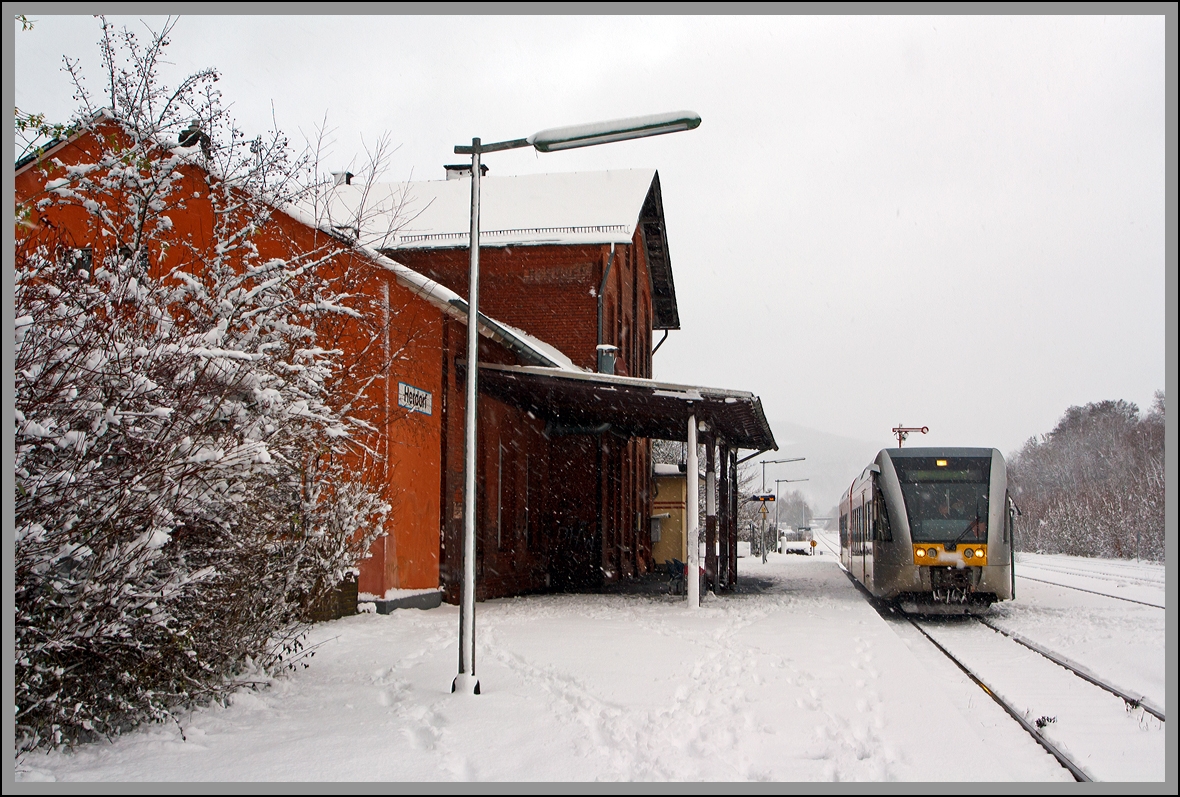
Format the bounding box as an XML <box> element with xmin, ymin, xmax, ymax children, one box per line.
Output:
<box><xmin>528</xmin><ymin>111</ymin><xmax>701</xmax><ymax>152</ymax></box>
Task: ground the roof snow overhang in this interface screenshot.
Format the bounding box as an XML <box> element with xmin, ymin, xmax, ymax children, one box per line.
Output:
<box><xmin>471</xmin><ymin>363</ymin><xmax>777</xmax><ymax>452</ymax></box>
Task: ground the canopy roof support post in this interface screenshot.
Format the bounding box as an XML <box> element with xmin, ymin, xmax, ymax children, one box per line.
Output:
<box><xmin>729</xmin><ymin>448</ymin><xmax>739</xmax><ymax>588</ymax></box>
<box><xmin>705</xmin><ymin>433</ymin><xmax>717</xmax><ymax>595</ymax></box>
<box><xmin>686</xmin><ymin>413</ymin><xmax>700</xmax><ymax>609</ymax></box>
<box><xmin>717</xmin><ymin>440</ymin><xmax>730</xmax><ymax>591</ymax></box>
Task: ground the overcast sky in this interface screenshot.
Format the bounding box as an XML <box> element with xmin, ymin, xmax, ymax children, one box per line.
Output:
<box><xmin>14</xmin><ymin>13</ymin><xmax>1168</xmax><ymax>464</ymax></box>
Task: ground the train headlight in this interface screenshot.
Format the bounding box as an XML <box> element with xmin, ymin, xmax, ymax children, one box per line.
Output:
<box><xmin>915</xmin><ymin>548</ymin><xmax>925</xmax><ymax>558</ymax></box>
<box><xmin>928</xmin><ymin>548</ymin><xmax>939</xmax><ymax>559</ymax></box>
<box><xmin>963</xmin><ymin>548</ymin><xmax>974</xmax><ymax>559</ymax></box>
<box><xmin>976</xmin><ymin>548</ymin><xmax>985</xmax><ymax>558</ymax></box>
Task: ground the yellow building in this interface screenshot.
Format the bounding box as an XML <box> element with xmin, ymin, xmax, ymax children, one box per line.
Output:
<box><xmin>652</xmin><ymin>464</ymin><xmax>688</xmax><ymax>564</ymax></box>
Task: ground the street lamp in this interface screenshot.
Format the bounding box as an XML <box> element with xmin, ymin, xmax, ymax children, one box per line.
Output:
<box><xmin>452</xmin><ymin>111</ymin><xmax>702</xmax><ymax>696</ymax></box>
<box><xmin>755</xmin><ymin>458</ymin><xmax>803</xmax><ymax>560</ymax></box>
<box><xmin>759</xmin><ymin>458</ymin><xmax>804</xmax><ymax>493</ymax></box>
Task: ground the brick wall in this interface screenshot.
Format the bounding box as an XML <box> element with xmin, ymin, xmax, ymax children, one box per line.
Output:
<box><xmin>392</xmin><ymin>232</ymin><xmax>653</xmax><ymax>377</ymax></box>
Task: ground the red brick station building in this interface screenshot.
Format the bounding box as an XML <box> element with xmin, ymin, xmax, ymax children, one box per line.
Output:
<box><xmin>16</xmin><ymin>123</ymin><xmax>777</xmax><ymax>610</ymax></box>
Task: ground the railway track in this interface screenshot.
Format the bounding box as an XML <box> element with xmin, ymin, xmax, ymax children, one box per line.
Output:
<box><xmin>902</xmin><ymin>614</ymin><xmax>1092</xmax><ymax>782</ymax></box>
<box><xmin>975</xmin><ymin>617</ymin><xmax>1165</xmax><ymax>722</ymax></box>
<box><xmin>1015</xmin><ymin>556</ymin><xmax>1165</xmax><ymax>587</ymax></box>
<box><xmin>904</xmin><ymin>614</ymin><xmax>1165</xmax><ymax>781</ymax></box>
<box><xmin>815</xmin><ymin>535</ymin><xmax>1164</xmax><ymax>781</ymax></box>
<box><xmin>1015</xmin><ymin>573</ymin><xmax>1165</xmax><ymax>609</ymax></box>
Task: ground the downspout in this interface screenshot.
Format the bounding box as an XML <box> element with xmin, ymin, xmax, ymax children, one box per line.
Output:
<box><xmin>596</xmin><ymin>243</ymin><xmax>616</xmax><ymax>372</ymax></box>
<box><xmin>652</xmin><ymin>329</ymin><xmax>669</xmax><ymax>355</ymax></box>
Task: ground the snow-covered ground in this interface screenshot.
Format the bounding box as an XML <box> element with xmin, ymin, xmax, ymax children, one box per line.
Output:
<box><xmin>1002</xmin><ymin>553</ymin><xmax>1166</xmax><ymax>708</ymax></box>
<box><xmin>15</xmin><ymin>546</ymin><xmax>1163</xmax><ymax>782</ymax></box>
<box><xmin>1014</xmin><ymin>551</ymin><xmax>1165</xmax><ymax>608</ymax></box>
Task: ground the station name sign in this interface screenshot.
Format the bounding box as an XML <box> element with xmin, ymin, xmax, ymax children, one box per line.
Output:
<box><xmin>398</xmin><ymin>382</ymin><xmax>433</xmax><ymax>416</ymax></box>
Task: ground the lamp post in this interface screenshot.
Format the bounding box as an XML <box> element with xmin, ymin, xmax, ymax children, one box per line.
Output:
<box><xmin>451</xmin><ymin>111</ymin><xmax>701</xmax><ymax>696</ymax></box>
<box><xmin>756</xmin><ymin>458</ymin><xmax>803</xmax><ymax>559</ymax></box>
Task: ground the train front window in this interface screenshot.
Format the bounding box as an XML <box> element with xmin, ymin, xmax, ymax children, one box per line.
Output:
<box><xmin>895</xmin><ymin>457</ymin><xmax>991</xmax><ymax>543</ymax></box>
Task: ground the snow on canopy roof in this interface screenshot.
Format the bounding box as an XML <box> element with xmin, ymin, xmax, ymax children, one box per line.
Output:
<box><xmin>476</xmin><ymin>363</ymin><xmax>778</xmax><ymax>452</ymax></box>
<box><xmin>325</xmin><ymin>169</ymin><xmax>657</xmax><ymax>249</ymax></box>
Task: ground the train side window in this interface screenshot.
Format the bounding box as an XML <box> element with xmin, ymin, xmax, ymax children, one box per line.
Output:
<box><xmin>874</xmin><ymin>488</ymin><xmax>892</xmax><ymax>541</ymax></box>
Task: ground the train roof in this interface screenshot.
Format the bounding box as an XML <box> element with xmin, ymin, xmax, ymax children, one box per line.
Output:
<box><xmin>882</xmin><ymin>447</ymin><xmax>999</xmax><ymax>459</ymax></box>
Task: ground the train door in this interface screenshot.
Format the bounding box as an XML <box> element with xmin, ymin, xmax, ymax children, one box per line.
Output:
<box><xmin>859</xmin><ymin>495</ymin><xmax>868</xmax><ymax>583</ymax></box>
<box><xmin>864</xmin><ymin>482</ymin><xmax>874</xmax><ymax>591</ymax></box>
<box><xmin>860</xmin><ymin>494</ymin><xmax>869</xmax><ymax>586</ymax></box>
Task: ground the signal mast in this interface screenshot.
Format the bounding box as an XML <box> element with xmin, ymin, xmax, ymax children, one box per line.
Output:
<box><xmin>892</xmin><ymin>424</ymin><xmax>928</xmax><ymax>448</ymax></box>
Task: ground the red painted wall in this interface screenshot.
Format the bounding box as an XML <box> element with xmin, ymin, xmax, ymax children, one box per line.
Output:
<box><xmin>16</xmin><ymin>123</ymin><xmax>444</xmax><ymax>596</ymax></box>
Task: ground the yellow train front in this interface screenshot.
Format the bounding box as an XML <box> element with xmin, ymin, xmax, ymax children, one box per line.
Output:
<box><xmin>839</xmin><ymin>447</ymin><xmax>1015</xmax><ymax>614</ymax></box>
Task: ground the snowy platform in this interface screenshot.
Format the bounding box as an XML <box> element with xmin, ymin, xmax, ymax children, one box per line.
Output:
<box><xmin>18</xmin><ymin>546</ymin><xmax>1160</xmax><ymax>782</ymax></box>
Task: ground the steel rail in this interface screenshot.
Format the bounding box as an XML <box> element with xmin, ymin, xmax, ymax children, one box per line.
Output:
<box><xmin>905</xmin><ymin>617</ymin><xmax>1092</xmax><ymax>783</ymax></box>
<box><xmin>1015</xmin><ymin>574</ymin><xmax>1164</xmax><ymax>609</ymax></box>
<box><xmin>827</xmin><ymin>552</ymin><xmax>1092</xmax><ymax>783</ymax></box>
<box><xmin>975</xmin><ymin>617</ymin><xmax>1165</xmax><ymax>722</ymax></box>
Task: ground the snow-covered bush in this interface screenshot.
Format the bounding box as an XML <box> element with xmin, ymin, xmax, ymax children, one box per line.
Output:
<box><xmin>15</xmin><ymin>18</ymin><xmax>390</xmax><ymax>751</ymax></box>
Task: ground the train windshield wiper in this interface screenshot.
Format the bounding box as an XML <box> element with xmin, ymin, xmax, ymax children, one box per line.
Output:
<box><xmin>952</xmin><ymin>514</ymin><xmax>984</xmax><ymax>546</ymax></box>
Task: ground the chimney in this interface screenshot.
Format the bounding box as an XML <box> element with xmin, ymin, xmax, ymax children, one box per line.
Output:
<box><xmin>332</xmin><ymin>171</ymin><xmax>354</xmax><ymax>186</ymax></box>
<box><xmin>596</xmin><ymin>344</ymin><xmax>618</xmax><ymax>375</ymax></box>
<box><xmin>445</xmin><ymin>163</ymin><xmax>489</xmax><ymax>180</ymax></box>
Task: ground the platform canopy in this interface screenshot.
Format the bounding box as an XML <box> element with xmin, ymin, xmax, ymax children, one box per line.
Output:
<box><xmin>474</xmin><ymin>363</ymin><xmax>777</xmax><ymax>452</ymax></box>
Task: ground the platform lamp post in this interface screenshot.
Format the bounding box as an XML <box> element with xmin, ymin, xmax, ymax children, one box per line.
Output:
<box><xmin>451</xmin><ymin>112</ymin><xmax>701</xmax><ymax>696</ymax></box>
<box><xmin>757</xmin><ymin>458</ymin><xmax>803</xmax><ymax>558</ymax></box>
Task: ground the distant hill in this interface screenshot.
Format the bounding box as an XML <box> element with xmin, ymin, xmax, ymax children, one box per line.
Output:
<box><xmin>749</xmin><ymin>420</ymin><xmax>884</xmax><ymax>523</ymax></box>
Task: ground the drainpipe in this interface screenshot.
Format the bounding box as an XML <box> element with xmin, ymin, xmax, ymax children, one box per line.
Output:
<box><xmin>596</xmin><ymin>243</ymin><xmax>616</xmax><ymax>373</ymax></box>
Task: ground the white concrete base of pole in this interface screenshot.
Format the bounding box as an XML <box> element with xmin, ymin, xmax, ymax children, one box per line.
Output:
<box><xmin>686</xmin><ymin>414</ymin><xmax>700</xmax><ymax>610</ymax></box>
<box><xmin>451</xmin><ymin>673</ymin><xmax>481</xmax><ymax>695</ymax></box>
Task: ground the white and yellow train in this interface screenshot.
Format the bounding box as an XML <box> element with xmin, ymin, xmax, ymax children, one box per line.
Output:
<box><xmin>840</xmin><ymin>447</ymin><xmax>1016</xmax><ymax>614</ymax></box>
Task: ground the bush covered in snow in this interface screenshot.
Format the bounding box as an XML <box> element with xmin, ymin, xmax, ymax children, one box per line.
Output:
<box><xmin>15</xmin><ymin>18</ymin><xmax>390</xmax><ymax>751</ymax></box>
<box><xmin>1008</xmin><ymin>394</ymin><xmax>1165</xmax><ymax>561</ymax></box>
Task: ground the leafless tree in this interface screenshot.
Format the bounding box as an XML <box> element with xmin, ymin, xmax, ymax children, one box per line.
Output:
<box><xmin>14</xmin><ymin>17</ymin><xmax>416</xmax><ymax>752</ymax></box>
<box><xmin>1007</xmin><ymin>394</ymin><xmax>1164</xmax><ymax>561</ymax></box>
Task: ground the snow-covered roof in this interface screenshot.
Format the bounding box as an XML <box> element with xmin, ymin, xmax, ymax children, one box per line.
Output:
<box><xmin>326</xmin><ymin>169</ymin><xmax>657</xmax><ymax>249</ymax></box>
<box><xmin>324</xmin><ymin>168</ymin><xmax>682</xmax><ymax>330</ymax></box>
<box><xmin>15</xmin><ymin>116</ymin><xmax>580</xmax><ymax>374</ymax></box>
